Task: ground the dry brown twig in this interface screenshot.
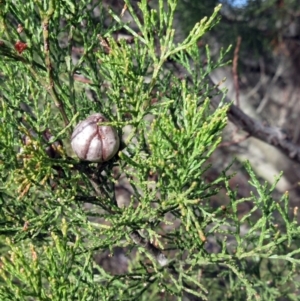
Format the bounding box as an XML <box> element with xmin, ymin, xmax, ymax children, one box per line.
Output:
<box><xmin>210</xmin><ymin>86</ymin><xmax>300</xmax><ymax>162</ymax></box>
<box><xmin>232</xmin><ymin>36</ymin><xmax>241</xmax><ymax>107</ymax></box>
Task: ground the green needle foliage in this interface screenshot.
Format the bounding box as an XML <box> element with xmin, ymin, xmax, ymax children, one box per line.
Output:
<box><xmin>0</xmin><ymin>0</ymin><xmax>300</xmax><ymax>300</ymax></box>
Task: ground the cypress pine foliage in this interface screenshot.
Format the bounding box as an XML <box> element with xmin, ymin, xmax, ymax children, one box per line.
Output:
<box><xmin>0</xmin><ymin>0</ymin><xmax>300</xmax><ymax>300</ymax></box>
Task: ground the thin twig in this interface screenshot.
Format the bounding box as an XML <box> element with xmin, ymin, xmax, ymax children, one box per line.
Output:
<box><xmin>73</xmin><ymin>74</ymin><xmax>92</xmax><ymax>84</ymax></box>
<box><xmin>232</xmin><ymin>36</ymin><xmax>241</xmax><ymax>107</ymax></box>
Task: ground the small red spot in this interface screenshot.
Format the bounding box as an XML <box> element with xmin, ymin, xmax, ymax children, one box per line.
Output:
<box><xmin>14</xmin><ymin>41</ymin><xmax>27</xmax><ymax>54</ymax></box>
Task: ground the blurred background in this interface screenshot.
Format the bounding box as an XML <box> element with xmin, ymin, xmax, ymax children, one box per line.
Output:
<box><xmin>174</xmin><ymin>0</ymin><xmax>300</xmax><ymax>208</ymax></box>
